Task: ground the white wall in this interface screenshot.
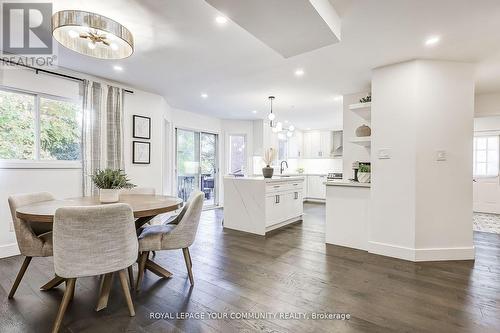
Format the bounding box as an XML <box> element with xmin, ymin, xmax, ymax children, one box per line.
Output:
<box><xmin>475</xmin><ymin>92</ymin><xmax>500</xmax><ymax>117</ymax></box>
<box><xmin>371</xmin><ymin>59</ymin><xmax>474</xmax><ymax>261</ymax></box>
<box><xmin>342</xmin><ymin>91</ymin><xmax>371</xmax><ymax>180</ymax></box>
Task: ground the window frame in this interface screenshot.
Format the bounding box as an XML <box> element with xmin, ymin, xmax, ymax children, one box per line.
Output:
<box><xmin>473</xmin><ymin>134</ymin><xmax>500</xmax><ymax>178</ymax></box>
<box><xmin>0</xmin><ymin>85</ymin><xmax>82</xmax><ymax>169</ymax></box>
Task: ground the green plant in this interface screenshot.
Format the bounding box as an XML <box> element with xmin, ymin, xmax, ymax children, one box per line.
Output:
<box><xmin>359</xmin><ymin>94</ymin><xmax>371</xmax><ymax>103</ymax></box>
<box><xmin>359</xmin><ymin>164</ymin><xmax>371</xmax><ymax>173</ymax></box>
<box><xmin>91</xmin><ymin>169</ymin><xmax>135</xmax><ymax>189</ymax></box>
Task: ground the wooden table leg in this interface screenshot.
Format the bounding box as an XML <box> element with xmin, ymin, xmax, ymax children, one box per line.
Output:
<box><xmin>135</xmin><ymin>216</ymin><xmax>155</xmax><ymax>229</ymax></box>
<box><xmin>40</xmin><ymin>275</ymin><xmax>65</xmax><ymax>291</ymax></box>
<box><xmin>96</xmin><ymin>273</ymin><xmax>113</xmax><ymax>311</ymax></box>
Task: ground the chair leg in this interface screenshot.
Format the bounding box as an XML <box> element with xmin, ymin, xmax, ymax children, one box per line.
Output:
<box><xmin>65</xmin><ymin>279</ymin><xmax>75</xmax><ymax>302</ymax></box>
<box><xmin>40</xmin><ymin>275</ymin><xmax>65</xmax><ymax>291</ymax></box>
<box><xmin>51</xmin><ymin>278</ymin><xmax>76</xmax><ymax>333</ymax></box>
<box><xmin>96</xmin><ymin>273</ymin><xmax>113</xmax><ymax>311</ymax></box>
<box><xmin>182</xmin><ymin>248</ymin><xmax>194</xmax><ymax>286</ymax></box>
<box><xmin>8</xmin><ymin>256</ymin><xmax>32</xmax><ymax>299</ymax></box>
<box><xmin>135</xmin><ymin>252</ymin><xmax>148</xmax><ymax>291</ymax></box>
<box><xmin>127</xmin><ymin>266</ymin><xmax>134</xmax><ymax>291</ymax></box>
<box><xmin>118</xmin><ymin>269</ymin><xmax>135</xmax><ymax>317</ymax></box>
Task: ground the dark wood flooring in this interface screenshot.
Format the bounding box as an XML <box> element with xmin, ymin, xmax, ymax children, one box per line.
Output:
<box><xmin>1</xmin><ymin>203</ymin><xmax>500</xmax><ymax>332</ymax></box>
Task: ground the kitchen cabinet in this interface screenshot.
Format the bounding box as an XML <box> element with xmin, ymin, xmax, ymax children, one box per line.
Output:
<box><xmin>288</xmin><ymin>131</ymin><xmax>303</xmax><ymax>158</ymax></box>
<box><xmin>306</xmin><ymin>175</ymin><xmax>327</xmax><ymax>199</ymax></box>
<box><xmin>303</xmin><ymin>131</ymin><xmax>333</xmax><ymax>158</ymax></box>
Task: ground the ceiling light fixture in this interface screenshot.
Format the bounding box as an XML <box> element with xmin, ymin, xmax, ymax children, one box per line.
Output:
<box><xmin>201</xmin><ymin>93</ymin><xmax>208</xmax><ymax>99</ymax></box>
<box><xmin>425</xmin><ymin>35</ymin><xmax>440</xmax><ymax>46</ymax></box>
<box><xmin>252</xmin><ymin>110</ymin><xmax>258</xmax><ymax>114</ymax></box>
<box><xmin>113</xmin><ymin>65</ymin><xmax>123</xmax><ymax>71</ymax></box>
<box><xmin>267</xmin><ymin>96</ymin><xmax>295</xmax><ymax>137</ymax></box>
<box><xmin>52</xmin><ymin>10</ymin><xmax>134</xmax><ymax>59</ymax></box>
<box><xmin>215</xmin><ymin>16</ymin><xmax>228</xmax><ymax>24</ymax></box>
<box><xmin>295</xmin><ymin>68</ymin><xmax>305</xmax><ymax>77</ymax></box>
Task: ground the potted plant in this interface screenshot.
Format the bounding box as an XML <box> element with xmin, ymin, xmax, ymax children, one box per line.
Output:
<box><xmin>262</xmin><ymin>148</ymin><xmax>277</xmax><ymax>178</ymax></box>
<box><xmin>357</xmin><ymin>164</ymin><xmax>371</xmax><ymax>183</ymax></box>
<box><xmin>91</xmin><ymin>169</ymin><xmax>135</xmax><ymax>203</ymax></box>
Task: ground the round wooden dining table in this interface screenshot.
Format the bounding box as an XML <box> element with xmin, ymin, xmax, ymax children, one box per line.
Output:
<box><xmin>16</xmin><ymin>194</ymin><xmax>184</xmax><ymax>310</ymax></box>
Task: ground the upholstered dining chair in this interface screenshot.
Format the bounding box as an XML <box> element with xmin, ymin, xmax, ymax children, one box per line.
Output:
<box><xmin>136</xmin><ymin>191</ymin><xmax>204</xmax><ymax>288</ymax></box>
<box><xmin>51</xmin><ymin>204</ymin><xmax>138</xmax><ymax>333</ymax></box>
<box><xmin>7</xmin><ymin>192</ymin><xmax>56</xmax><ymax>299</ymax></box>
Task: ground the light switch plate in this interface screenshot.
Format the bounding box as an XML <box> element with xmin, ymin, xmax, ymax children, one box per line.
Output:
<box><xmin>436</xmin><ymin>150</ymin><xmax>446</xmax><ymax>161</ymax></box>
<box><xmin>378</xmin><ymin>148</ymin><xmax>391</xmax><ymax>159</ymax></box>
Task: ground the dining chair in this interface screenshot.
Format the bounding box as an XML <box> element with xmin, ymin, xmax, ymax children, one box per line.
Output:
<box><xmin>51</xmin><ymin>204</ymin><xmax>138</xmax><ymax>333</ymax></box>
<box><xmin>136</xmin><ymin>191</ymin><xmax>204</xmax><ymax>288</ymax></box>
<box><xmin>7</xmin><ymin>192</ymin><xmax>56</xmax><ymax>299</ymax></box>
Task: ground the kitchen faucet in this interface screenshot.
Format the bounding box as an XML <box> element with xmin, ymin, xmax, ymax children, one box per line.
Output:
<box><xmin>280</xmin><ymin>160</ymin><xmax>288</xmax><ymax>174</ymax></box>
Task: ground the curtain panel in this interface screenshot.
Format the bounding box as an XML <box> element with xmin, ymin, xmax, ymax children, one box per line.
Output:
<box><xmin>82</xmin><ymin>80</ymin><xmax>125</xmax><ymax>196</ymax></box>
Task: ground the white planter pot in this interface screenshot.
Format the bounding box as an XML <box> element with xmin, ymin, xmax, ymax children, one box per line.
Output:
<box><xmin>357</xmin><ymin>172</ymin><xmax>371</xmax><ymax>183</ymax></box>
<box><xmin>99</xmin><ymin>189</ymin><xmax>120</xmax><ymax>203</ymax></box>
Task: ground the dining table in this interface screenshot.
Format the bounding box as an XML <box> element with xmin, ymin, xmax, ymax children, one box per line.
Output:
<box><xmin>16</xmin><ymin>194</ymin><xmax>183</xmax><ymax>310</ymax></box>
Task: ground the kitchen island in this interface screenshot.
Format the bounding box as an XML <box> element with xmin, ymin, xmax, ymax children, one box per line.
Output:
<box><xmin>223</xmin><ymin>176</ymin><xmax>305</xmax><ymax>235</ymax></box>
<box><xmin>325</xmin><ymin>180</ymin><xmax>371</xmax><ymax>250</ymax></box>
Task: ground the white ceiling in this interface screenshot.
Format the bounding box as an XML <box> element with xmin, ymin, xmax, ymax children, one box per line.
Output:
<box><xmin>51</xmin><ymin>0</ymin><xmax>500</xmax><ymax>130</ymax></box>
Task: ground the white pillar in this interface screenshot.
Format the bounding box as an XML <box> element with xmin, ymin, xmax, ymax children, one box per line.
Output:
<box><xmin>370</xmin><ymin>60</ymin><xmax>475</xmax><ymax>261</ymax></box>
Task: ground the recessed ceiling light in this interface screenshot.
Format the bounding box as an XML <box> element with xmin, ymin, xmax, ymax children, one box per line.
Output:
<box><xmin>201</xmin><ymin>93</ymin><xmax>208</xmax><ymax>99</ymax></box>
<box><xmin>252</xmin><ymin>110</ymin><xmax>258</xmax><ymax>114</ymax></box>
<box><xmin>113</xmin><ymin>65</ymin><xmax>123</xmax><ymax>71</ymax></box>
<box><xmin>425</xmin><ymin>35</ymin><xmax>440</xmax><ymax>46</ymax></box>
<box><xmin>215</xmin><ymin>16</ymin><xmax>228</xmax><ymax>24</ymax></box>
<box><xmin>294</xmin><ymin>69</ymin><xmax>305</xmax><ymax>77</ymax></box>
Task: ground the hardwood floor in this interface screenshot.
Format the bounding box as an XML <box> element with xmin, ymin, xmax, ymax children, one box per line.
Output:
<box><xmin>1</xmin><ymin>203</ymin><xmax>500</xmax><ymax>332</ymax></box>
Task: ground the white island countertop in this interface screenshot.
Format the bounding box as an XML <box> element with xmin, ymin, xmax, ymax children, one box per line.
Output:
<box><xmin>325</xmin><ymin>180</ymin><xmax>371</xmax><ymax>188</ymax></box>
<box><xmin>224</xmin><ymin>175</ymin><xmax>305</xmax><ymax>183</ymax></box>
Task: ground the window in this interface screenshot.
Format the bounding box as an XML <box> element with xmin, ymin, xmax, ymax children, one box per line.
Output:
<box><xmin>278</xmin><ymin>137</ymin><xmax>288</xmax><ymax>161</ymax></box>
<box><xmin>473</xmin><ymin>135</ymin><xmax>499</xmax><ymax>177</ymax></box>
<box><xmin>0</xmin><ymin>87</ymin><xmax>82</xmax><ymax>162</ymax></box>
<box><xmin>228</xmin><ymin>134</ymin><xmax>246</xmax><ymax>174</ymax></box>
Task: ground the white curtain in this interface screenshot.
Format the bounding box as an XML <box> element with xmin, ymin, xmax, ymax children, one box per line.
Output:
<box><xmin>82</xmin><ymin>80</ymin><xmax>124</xmax><ymax>196</ymax></box>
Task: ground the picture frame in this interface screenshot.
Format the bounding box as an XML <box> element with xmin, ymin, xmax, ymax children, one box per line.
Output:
<box><xmin>133</xmin><ymin>115</ymin><xmax>151</xmax><ymax>139</ymax></box>
<box><xmin>132</xmin><ymin>141</ymin><xmax>151</xmax><ymax>164</ymax></box>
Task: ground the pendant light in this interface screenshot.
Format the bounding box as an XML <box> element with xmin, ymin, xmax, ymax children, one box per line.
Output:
<box><xmin>267</xmin><ymin>96</ymin><xmax>276</xmax><ymax>127</ymax></box>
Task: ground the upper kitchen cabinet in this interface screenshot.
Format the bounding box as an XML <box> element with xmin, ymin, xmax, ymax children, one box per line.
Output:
<box><xmin>303</xmin><ymin>130</ymin><xmax>337</xmax><ymax>158</ymax></box>
<box><xmin>288</xmin><ymin>130</ymin><xmax>303</xmax><ymax>158</ymax></box>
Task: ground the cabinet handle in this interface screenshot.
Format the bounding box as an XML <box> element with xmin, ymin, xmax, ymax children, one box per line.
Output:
<box><xmin>293</xmin><ymin>183</ymin><xmax>298</xmax><ymax>186</ymax></box>
<box><xmin>319</xmin><ymin>151</ymin><xmax>322</xmax><ymax>157</ymax></box>
<box><xmin>275</xmin><ymin>195</ymin><xmax>280</xmax><ymax>203</ymax></box>
<box><xmin>273</xmin><ymin>185</ymin><xmax>280</xmax><ymax>188</ymax></box>
<box><xmin>294</xmin><ymin>192</ymin><xmax>298</xmax><ymax>199</ymax></box>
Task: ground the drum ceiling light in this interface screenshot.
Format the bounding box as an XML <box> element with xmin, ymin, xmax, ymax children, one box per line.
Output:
<box><xmin>52</xmin><ymin>10</ymin><xmax>134</xmax><ymax>59</ymax></box>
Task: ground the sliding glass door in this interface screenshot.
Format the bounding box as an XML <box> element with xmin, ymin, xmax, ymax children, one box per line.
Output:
<box><xmin>176</xmin><ymin>128</ymin><xmax>218</xmax><ymax>207</ymax></box>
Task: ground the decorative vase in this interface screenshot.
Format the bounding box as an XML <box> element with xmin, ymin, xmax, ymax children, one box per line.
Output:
<box><xmin>99</xmin><ymin>189</ymin><xmax>120</xmax><ymax>203</ymax></box>
<box><xmin>262</xmin><ymin>166</ymin><xmax>274</xmax><ymax>178</ymax></box>
<box><xmin>357</xmin><ymin>172</ymin><xmax>371</xmax><ymax>183</ymax></box>
<box><xmin>355</xmin><ymin>124</ymin><xmax>371</xmax><ymax>137</ymax></box>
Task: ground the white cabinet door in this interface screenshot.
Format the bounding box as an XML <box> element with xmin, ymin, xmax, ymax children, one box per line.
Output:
<box><xmin>288</xmin><ymin>132</ymin><xmax>303</xmax><ymax>158</ymax></box>
<box><xmin>320</xmin><ymin>131</ymin><xmax>332</xmax><ymax>158</ymax></box>
<box><xmin>291</xmin><ymin>190</ymin><xmax>303</xmax><ymax>217</ymax></box>
<box><xmin>265</xmin><ymin>194</ymin><xmax>282</xmax><ymax>226</ymax></box>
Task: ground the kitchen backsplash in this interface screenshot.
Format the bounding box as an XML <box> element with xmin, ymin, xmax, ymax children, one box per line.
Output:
<box><xmin>252</xmin><ymin>156</ymin><xmax>343</xmax><ymax>175</ymax></box>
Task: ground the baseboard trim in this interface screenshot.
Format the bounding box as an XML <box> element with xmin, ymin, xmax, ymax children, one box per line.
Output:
<box><xmin>0</xmin><ymin>243</ymin><xmax>20</xmax><ymax>258</ymax></box>
<box><xmin>368</xmin><ymin>241</ymin><xmax>416</xmax><ymax>261</ymax></box>
<box><xmin>368</xmin><ymin>241</ymin><xmax>475</xmax><ymax>262</ymax></box>
<box><xmin>414</xmin><ymin>246</ymin><xmax>475</xmax><ymax>261</ymax></box>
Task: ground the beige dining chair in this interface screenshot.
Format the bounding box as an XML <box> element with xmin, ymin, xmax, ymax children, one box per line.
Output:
<box><xmin>51</xmin><ymin>204</ymin><xmax>138</xmax><ymax>333</ymax></box>
<box><xmin>7</xmin><ymin>192</ymin><xmax>56</xmax><ymax>299</ymax></box>
<box><xmin>136</xmin><ymin>191</ymin><xmax>204</xmax><ymax>288</ymax></box>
